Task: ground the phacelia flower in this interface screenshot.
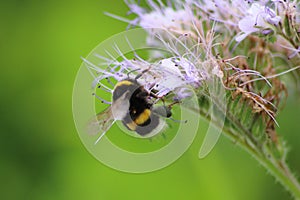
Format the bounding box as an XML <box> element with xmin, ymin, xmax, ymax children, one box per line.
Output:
<box><xmin>236</xmin><ymin>3</ymin><xmax>281</xmax><ymax>42</ymax></box>
<box><xmin>84</xmin><ymin>53</ymin><xmax>206</xmax><ymax>103</ymax></box>
<box><xmin>82</xmin><ymin>0</ymin><xmax>300</xmax><ymax>198</ymax></box>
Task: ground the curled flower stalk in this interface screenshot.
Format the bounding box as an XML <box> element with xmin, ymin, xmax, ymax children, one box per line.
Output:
<box><xmin>85</xmin><ymin>0</ymin><xmax>300</xmax><ymax>198</ymax></box>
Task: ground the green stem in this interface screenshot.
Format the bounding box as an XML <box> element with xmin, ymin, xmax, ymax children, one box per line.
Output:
<box><xmin>219</xmin><ymin>121</ymin><xmax>300</xmax><ymax>199</ymax></box>
<box><xmin>194</xmin><ymin>99</ymin><xmax>300</xmax><ymax>199</ymax></box>
<box><xmin>224</xmin><ymin>128</ymin><xmax>300</xmax><ymax>199</ymax></box>
<box><xmin>228</xmin><ymin>130</ymin><xmax>300</xmax><ymax>199</ymax></box>
<box><xmin>263</xmin><ymin>147</ymin><xmax>300</xmax><ymax>199</ymax></box>
<box><xmin>225</xmin><ymin>124</ymin><xmax>300</xmax><ymax>199</ymax></box>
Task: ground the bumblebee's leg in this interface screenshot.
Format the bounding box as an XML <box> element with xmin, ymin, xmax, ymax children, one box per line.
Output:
<box><xmin>149</xmin><ymin>92</ymin><xmax>166</xmax><ymax>105</ymax></box>
<box><xmin>167</xmin><ymin>117</ymin><xmax>188</xmax><ymax>124</ymax></box>
<box><xmin>127</xmin><ymin>68</ymin><xmax>141</xmax><ymax>79</ymax></box>
<box><xmin>149</xmin><ymin>92</ymin><xmax>160</xmax><ymax>99</ymax></box>
<box><xmin>167</xmin><ymin>101</ymin><xmax>181</xmax><ymax>109</ymax></box>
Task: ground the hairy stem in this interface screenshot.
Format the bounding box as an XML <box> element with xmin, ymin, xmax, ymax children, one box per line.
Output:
<box><xmin>194</xmin><ymin>95</ymin><xmax>300</xmax><ymax>199</ymax></box>
<box><xmin>225</xmin><ymin>126</ymin><xmax>300</xmax><ymax>199</ymax></box>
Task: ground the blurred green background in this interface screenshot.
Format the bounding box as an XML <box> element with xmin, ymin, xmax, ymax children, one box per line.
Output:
<box><xmin>1</xmin><ymin>0</ymin><xmax>300</xmax><ymax>199</ymax></box>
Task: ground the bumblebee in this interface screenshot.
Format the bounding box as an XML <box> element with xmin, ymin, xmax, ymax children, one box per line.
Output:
<box><xmin>88</xmin><ymin>78</ymin><xmax>173</xmax><ymax>144</ymax></box>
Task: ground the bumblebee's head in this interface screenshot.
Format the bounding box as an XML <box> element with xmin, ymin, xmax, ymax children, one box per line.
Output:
<box><xmin>152</xmin><ymin>105</ymin><xmax>172</xmax><ymax>118</ymax></box>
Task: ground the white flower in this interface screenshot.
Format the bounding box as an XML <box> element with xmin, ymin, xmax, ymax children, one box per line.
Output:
<box><xmin>84</xmin><ymin>53</ymin><xmax>211</xmax><ymax>103</ymax></box>
<box><xmin>196</xmin><ymin>0</ymin><xmax>252</xmax><ymax>26</ymax></box>
<box><xmin>139</xmin><ymin>8</ymin><xmax>192</xmax><ymax>30</ymax></box>
<box><xmin>126</xmin><ymin>0</ymin><xmax>196</xmax><ymax>41</ymax></box>
<box><xmin>126</xmin><ymin>0</ymin><xmax>193</xmax><ymax>31</ymax></box>
<box><xmin>236</xmin><ymin>3</ymin><xmax>281</xmax><ymax>42</ymax></box>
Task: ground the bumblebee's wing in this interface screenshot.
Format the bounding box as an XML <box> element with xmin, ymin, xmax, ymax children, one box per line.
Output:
<box><xmin>87</xmin><ymin>106</ymin><xmax>116</xmax><ymax>144</ymax></box>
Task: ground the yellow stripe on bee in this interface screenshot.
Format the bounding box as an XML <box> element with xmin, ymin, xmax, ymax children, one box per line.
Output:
<box><xmin>126</xmin><ymin>121</ymin><xmax>137</xmax><ymax>131</ymax></box>
<box><xmin>126</xmin><ymin>109</ymin><xmax>151</xmax><ymax>131</ymax></box>
<box><xmin>134</xmin><ymin>109</ymin><xmax>151</xmax><ymax>125</ymax></box>
<box><xmin>115</xmin><ymin>80</ymin><xmax>133</xmax><ymax>88</ymax></box>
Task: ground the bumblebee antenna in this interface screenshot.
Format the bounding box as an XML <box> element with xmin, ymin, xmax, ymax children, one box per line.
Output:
<box><xmin>127</xmin><ymin>68</ymin><xmax>141</xmax><ymax>79</ymax></box>
<box><xmin>127</xmin><ymin>66</ymin><xmax>153</xmax><ymax>80</ymax></box>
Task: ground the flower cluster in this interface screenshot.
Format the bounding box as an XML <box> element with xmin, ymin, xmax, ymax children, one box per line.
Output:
<box><xmin>85</xmin><ymin>55</ymin><xmax>201</xmax><ymax>101</ymax></box>
<box><xmin>87</xmin><ymin>0</ymin><xmax>300</xmax><ymax>144</ymax></box>
<box><xmin>86</xmin><ymin>0</ymin><xmax>300</xmax><ymax>197</ymax></box>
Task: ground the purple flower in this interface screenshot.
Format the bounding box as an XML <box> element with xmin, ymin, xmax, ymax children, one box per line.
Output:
<box><xmin>236</xmin><ymin>3</ymin><xmax>281</xmax><ymax>42</ymax></box>
<box><xmin>84</xmin><ymin>54</ymin><xmax>206</xmax><ymax>102</ymax></box>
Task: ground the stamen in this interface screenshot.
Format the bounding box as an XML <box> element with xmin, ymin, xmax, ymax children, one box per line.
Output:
<box><xmin>97</xmin><ymin>84</ymin><xmax>112</xmax><ymax>93</ymax></box>
<box><xmin>241</xmin><ymin>66</ymin><xmax>300</xmax><ymax>85</ymax></box>
<box><xmin>223</xmin><ymin>55</ymin><xmax>249</xmax><ymax>62</ymax></box>
<box><xmin>125</xmin><ymin>37</ymin><xmax>149</xmax><ymax>65</ymax></box>
<box><xmin>105</xmin><ymin>77</ymin><xmax>115</xmax><ymax>87</ymax></box>
<box><xmin>104</xmin><ymin>12</ymin><xmax>134</xmax><ymax>24</ymax></box>
<box><xmin>92</xmin><ymin>93</ymin><xmax>112</xmax><ymax>105</ymax></box>
<box><xmin>82</xmin><ymin>57</ymin><xmax>115</xmax><ymax>77</ymax></box>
